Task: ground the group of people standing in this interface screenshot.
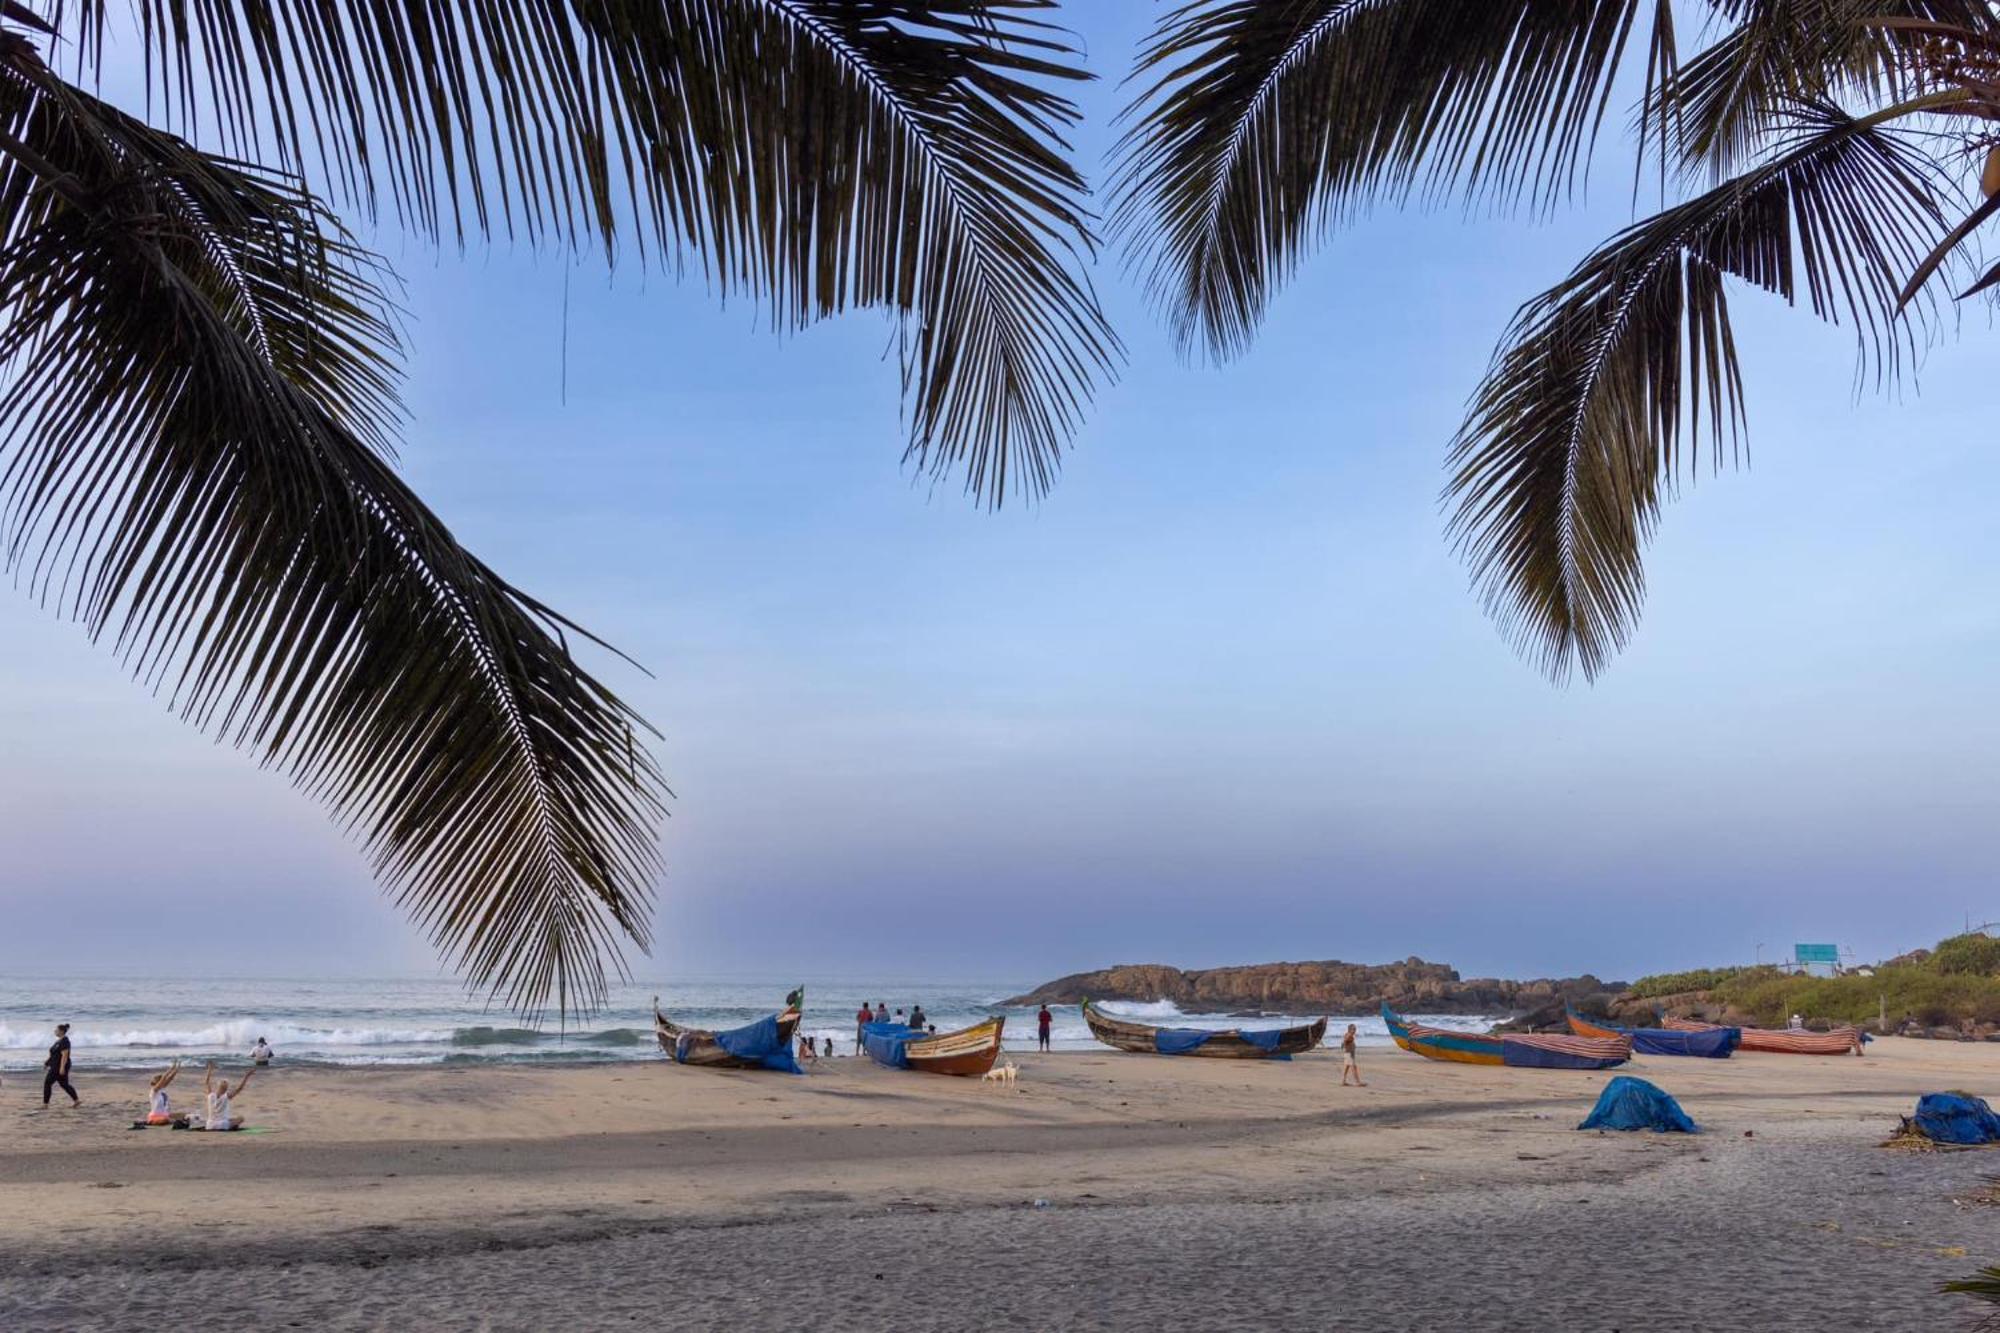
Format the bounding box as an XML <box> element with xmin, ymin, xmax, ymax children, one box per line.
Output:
<box><xmin>11</xmin><ymin>1023</ymin><xmax>277</xmax><ymax>1130</ymax></box>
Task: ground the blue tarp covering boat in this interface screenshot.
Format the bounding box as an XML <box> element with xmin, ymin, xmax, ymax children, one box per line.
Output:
<box><xmin>1578</xmin><ymin>1076</ymin><xmax>1698</xmax><ymax>1132</ymax></box>
<box><xmin>1566</xmin><ymin>1007</ymin><xmax>1737</xmax><ymax>1058</ymax></box>
<box><xmin>861</xmin><ymin>1020</ymin><xmax>922</xmax><ymax>1069</ymax></box>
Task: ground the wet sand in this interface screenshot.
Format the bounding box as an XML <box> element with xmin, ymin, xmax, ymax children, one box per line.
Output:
<box><xmin>2</xmin><ymin>1038</ymin><xmax>1995</xmax><ymax>1330</ymax></box>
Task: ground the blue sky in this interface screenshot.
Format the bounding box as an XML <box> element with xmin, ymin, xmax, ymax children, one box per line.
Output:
<box><xmin>2</xmin><ymin>7</ymin><xmax>1996</xmax><ymax>987</ymax></box>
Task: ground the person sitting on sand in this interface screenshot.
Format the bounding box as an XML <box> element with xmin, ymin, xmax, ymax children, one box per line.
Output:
<box><xmin>1338</xmin><ymin>1024</ymin><xmax>1365</xmax><ymax>1087</ymax></box>
<box><xmin>203</xmin><ymin>1061</ymin><xmax>254</xmax><ymax>1131</ymax></box>
<box><xmin>145</xmin><ymin>1059</ymin><xmax>185</xmax><ymax>1125</ymax></box>
<box><xmin>251</xmin><ymin>1037</ymin><xmax>274</xmax><ymax>1067</ymax></box>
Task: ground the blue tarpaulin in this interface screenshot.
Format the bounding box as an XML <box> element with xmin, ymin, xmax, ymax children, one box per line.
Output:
<box><xmin>861</xmin><ymin>1020</ymin><xmax>922</xmax><ymax>1070</ymax></box>
<box><xmin>1908</xmin><ymin>1093</ymin><xmax>2000</xmax><ymax>1145</ymax></box>
<box><xmin>689</xmin><ymin>1013</ymin><xmax>802</xmax><ymax>1073</ymax></box>
<box><xmin>1578</xmin><ymin>1076</ymin><xmax>1697</xmax><ymax>1133</ymax></box>
<box><xmin>1154</xmin><ymin>1027</ymin><xmax>1215</xmax><ymax>1055</ymax></box>
<box><xmin>1629</xmin><ymin>1026</ymin><xmax>1738</xmax><ymax>1058</ymax></box>
<box><xmin>1234</xmin><ymin>1027</ymin><xmax>1287</xmax><ymax>1055</ymax></box>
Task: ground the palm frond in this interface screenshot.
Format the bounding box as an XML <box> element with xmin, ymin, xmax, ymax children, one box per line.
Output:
<box><xmin>44</xmin><ymin>1</ymin><xmax>1118</xmax><ymax>503</ymax></box>
<box><xmin>0</xmin><ymin>48</ymin><xmax>666</xmax><ymax>1017</ymax></box>
<box><xmin>1651</xmin><ymin>0</ymin><xmax>1992</xmax><ymax>178</ymax></box>
<box><xmin>1942</xmin><ymin>1264</ymin><xmax>2000</xmax><ymax>1332</ymax></box>
<box><xmin>1112</xmin><ymin>0</ymin><xmax>1674</xmax><ymax>361</ymax></box>
<box><xmin>1446</xmin><ymin>101</ymin><xmax>1949</xmax><ymax>681</ymax></box>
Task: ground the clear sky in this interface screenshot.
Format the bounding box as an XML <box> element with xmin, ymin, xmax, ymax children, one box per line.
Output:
<box><xmin>2</xmin><ymin>7</ymin><xmax>1995</xmax><ymax>988</ymax></box>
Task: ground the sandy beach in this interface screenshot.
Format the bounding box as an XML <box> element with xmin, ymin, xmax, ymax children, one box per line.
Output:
<box><xmin>2</xmin><ymin>1038</ymin><xmax>1995</xmax><ymax>1330</ymax></box>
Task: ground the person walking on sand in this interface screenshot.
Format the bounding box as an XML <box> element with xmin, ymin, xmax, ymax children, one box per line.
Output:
<box><xmin>203</xmin><ymin>1062</ymin><xmax>254</xmax><ymax>1131</ymax></box>
<box><xmin>1338</xmin><ymin>1024</ymin><xmax>1365</xmax><ymax>1087</ymax></box>
<box><xmin>42</xmin><ymin>1023</ymin><xmax>78</xmax><ymax>1108</ymax></box>
<box><xmin>1037</xmin><ymin>1005</ymin><xmax>1053</xmax><ymax>1053</ymax></box>
<box><xmin>855</xmin><ymin>1001</ymin><xmax>873</xmax><ymax>1053</ymax></box>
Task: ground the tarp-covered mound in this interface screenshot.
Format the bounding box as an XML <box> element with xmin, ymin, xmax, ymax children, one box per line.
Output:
<box><xmin>1904</xmin><ymin>1092</ymin><xmax>2000</xmax><ymax>1145</ymax></box>
<box><xmin>1578</xmin><ymin>1076</ymin><xmax>1697</xmax><ymax>1133</ymax></box>
<box><xmin>680</xmin><ymin>1013</ymin><xmax>802</xmax><ymax>1073</ymax></box>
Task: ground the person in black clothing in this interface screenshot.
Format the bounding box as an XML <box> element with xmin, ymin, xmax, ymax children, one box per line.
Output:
<box><xmin>43</xmin><ymin>1023</ymin><xmax>78</xmax><ymax>1107</ymax></box>
<box><xmin>1037</xmin><ymin>1005</ymin><xmax>1053</xmax><ymax>1052</ymax></box>
<box><xmin>908</xmin><ymin>1004</ymin><xmax>926</xmax><ymax>1030</ymax></box>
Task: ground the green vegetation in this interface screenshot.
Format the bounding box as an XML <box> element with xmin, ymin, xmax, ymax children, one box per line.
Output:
<box><xmin>1932</xmin><ymin>933</ymin><xmax>2000</xmax><ymax>977</ymax></box>
<box><xmin>1634</xmin><ymin>935</ymin><xmax>2000</xmax><ymax>1030</ymax></box>
<box><xmin>1627</xmin><ymin>968</ymin><xmax>1749</xmax><ymax>1000</ymax></box>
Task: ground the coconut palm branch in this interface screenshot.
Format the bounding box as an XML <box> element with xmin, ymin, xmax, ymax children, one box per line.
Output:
<box><xmin>1</xmin><ymin>2</ymin><xmax>1118</xmax><ymax>1016</ymax></box>
<box><xmin>48</xmin><ymin>0</ymin><xmax>1121</xmax><ymax>501</ymax></box>
<box><xmin>1115</xmin><ymin>0</ymin><xmax>1998</xmax><ymax>680</ymax></box>
<box><xmin>0</xmin><ymin>43</ymin><xmax>664</xmax><ymax>1015</ymax></box>
<box><xmin>1447</xmin><ymin>101</ymin><xmax>1948</xmax><ymax>680</ymax></box>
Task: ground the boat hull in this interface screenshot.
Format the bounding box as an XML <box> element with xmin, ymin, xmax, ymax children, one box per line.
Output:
<box><xmin>1083</xmin><ymin>1000</ymin><xmax>1326</xmax><ymax>1058</ymax></box>
<box><xmin>1384</xmin><ymin>1004</ymin><xmax>1630</xmax><ymax>1069</ymax></box>
<box><xmin>1663</xmin><ymin>1016</ymin><xmax>1860</xmax><ymax>1055</ymax></box>
<box><xmin>655</xmin><ymin>1006</ymin><xmax>803</xmax><ymax>1069</ymax></box>
<box><xmin>1567</xmin><ymin>1008</ymin><xmax>1737</xmax><ymax>1058</ymax></box>
<box><xmin>864</xmin><ymin>1017</ymin><xmax>1007</xmax><ymax>1076</ymax></box>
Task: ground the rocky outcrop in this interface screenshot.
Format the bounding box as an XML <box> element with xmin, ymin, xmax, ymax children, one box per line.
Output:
<box><xmin>1003</xmin><ymin>958</ymin><xmax>1621</xmax><ymax>1018</ymax></box>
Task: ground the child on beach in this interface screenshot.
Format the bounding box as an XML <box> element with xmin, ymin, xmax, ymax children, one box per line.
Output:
<box><xmin>145</xmin><ymin>1059</ymin><xmax>185</xmax><ymax>1125</ymax></box>
<box><xmin>203</xmin><ymin>1062</ymin><xmax>255</xmax><ymax>1131</ymax></box>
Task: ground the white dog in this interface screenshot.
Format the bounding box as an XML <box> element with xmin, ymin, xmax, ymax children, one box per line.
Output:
<box><xmin>981</xmin><ymin>1060</ymin><xmax>1018</xmax><ymax>1088</ymax></box>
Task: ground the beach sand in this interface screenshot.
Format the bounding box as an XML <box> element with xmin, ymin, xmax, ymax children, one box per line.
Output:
<box><xmin>2</xmin><ymin>1037</ymin><xmax>1995</xmax><ymax>1330</ymax></box>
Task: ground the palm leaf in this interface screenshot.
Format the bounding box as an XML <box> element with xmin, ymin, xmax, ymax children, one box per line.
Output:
<box><xmin>1446</xmin><ymin>101</ymin><xmax>1949</xmax><ymax>681</ymax></box>
<box><xmin>0</xmin><ymin>48</ymin><xmax>665</xmax><ymax>1017</ymax></box>
<box><xmin>1650</xmin><ymin>0</ymin><xmax>1992</xmax><ymax>178</ymax></box>
<box><xmin>46</xmin><ymin>1</ymin><xmax>1119</xmax><ymax>503</ymax></box>
<box><xmin>1112</xmin><ymin>0</ymin><xmax>1676</xmax><ymax>361</ymax></box>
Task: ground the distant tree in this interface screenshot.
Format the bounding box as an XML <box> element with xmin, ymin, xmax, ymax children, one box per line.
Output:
<box><xmin>0</xmin><ymin>3</ymin><xmax>1116</xmax><ymax>1014</ymax></box>
<box><xmin>1114</xmin><ymin>0</ymin><xmax>2000</xmax><ymax>681</ymax></box>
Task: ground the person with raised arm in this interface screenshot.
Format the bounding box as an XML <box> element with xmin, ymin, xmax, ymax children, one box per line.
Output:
<box><xmin>203</xmin><ymin>1062</ymin><xmax>255</xmax><ymax>1131</ymax></box>
<box><xmin>145</xmin><ymin>1059</ymin><xmax>185</xmax><ymax>1125</ymax></box>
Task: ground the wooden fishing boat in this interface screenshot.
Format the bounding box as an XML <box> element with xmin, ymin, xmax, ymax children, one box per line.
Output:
<box><xmin>862</xmin><ymin>1016</ymin><xmax>1006</xmax><ymax>1076</ymax></box>
<box><xmin>654</xmin><ymin>995</ymin><xmax>803</xmax><ymax>1070</ymax></box>
<box><xmin>1662</xmin><ymin>1015</ymin><xmax>1862</xmax><ymax>1055</ymax></box>
<box><xmin>1382</xmin><ymin>1004</ymin><xmax>1630</xmax><ymax>1070</ymax></box>
<box><xmin>1082</xmin><ymin>999</ymin><xmax>1326</xmax><ymax>1058</ymax></box>
<box><xmin>1566</xmin><ymin>1007</ymin><xmax>1737</xmax><ymax>1058</ymax></box>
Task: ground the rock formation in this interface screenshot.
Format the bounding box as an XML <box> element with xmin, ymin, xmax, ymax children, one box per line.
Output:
<box><xmin>1003</xmin><ymin>958</ymin><xmax>1621</xmax><ymax>1017</ymax></box>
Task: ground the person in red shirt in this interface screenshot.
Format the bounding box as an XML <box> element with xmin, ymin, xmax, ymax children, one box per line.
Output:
<box><xmin>1037</xmin><ymin>1005</ymin><xmax>1054</xmax><ymax>1053</ymax></box>
<box><xmin>854</xmin><ymin>1003</ymin><xmax>873</xmax><ymax>1054</ymax></box>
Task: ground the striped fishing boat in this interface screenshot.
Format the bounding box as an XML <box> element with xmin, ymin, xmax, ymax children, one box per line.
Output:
<box><xmin>1662</xmin><ymin>1015</ymin><xmax>1862</xmax><ymax>1056</ymax></box>
<box><xmin>1381</xmin><ymin>1004</ymin><xmax>1630</xmax><ymax>1070</ymax></box>
<box><xmin>1566</xmin><ymin>1007</ymin><xmax>1737</xmax><ymax>1058</ymax></box>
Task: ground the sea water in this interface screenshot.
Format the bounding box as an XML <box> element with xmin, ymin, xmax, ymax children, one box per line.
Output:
<box><xmin>0</xmin><ymin>975</ymin><xmax>1501</xmax><ymax>1071</ymax></box>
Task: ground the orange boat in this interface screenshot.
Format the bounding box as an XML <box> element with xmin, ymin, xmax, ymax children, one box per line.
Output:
<box><xmin>1663</xmin><ymin>1015</ymin><xmax>1862</xmax><ymax>1055</ymax></box>
<box><xmin>862</xmin><ymin>1017</ymin><xmax>1006</xmax><ymax>1076</ymax></box>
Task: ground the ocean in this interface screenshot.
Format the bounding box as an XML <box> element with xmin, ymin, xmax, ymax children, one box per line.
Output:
<box><xmin>0</xmin><ymin>976</ymin><xmax>1502</xmax><ymax>1071</ymax></box>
